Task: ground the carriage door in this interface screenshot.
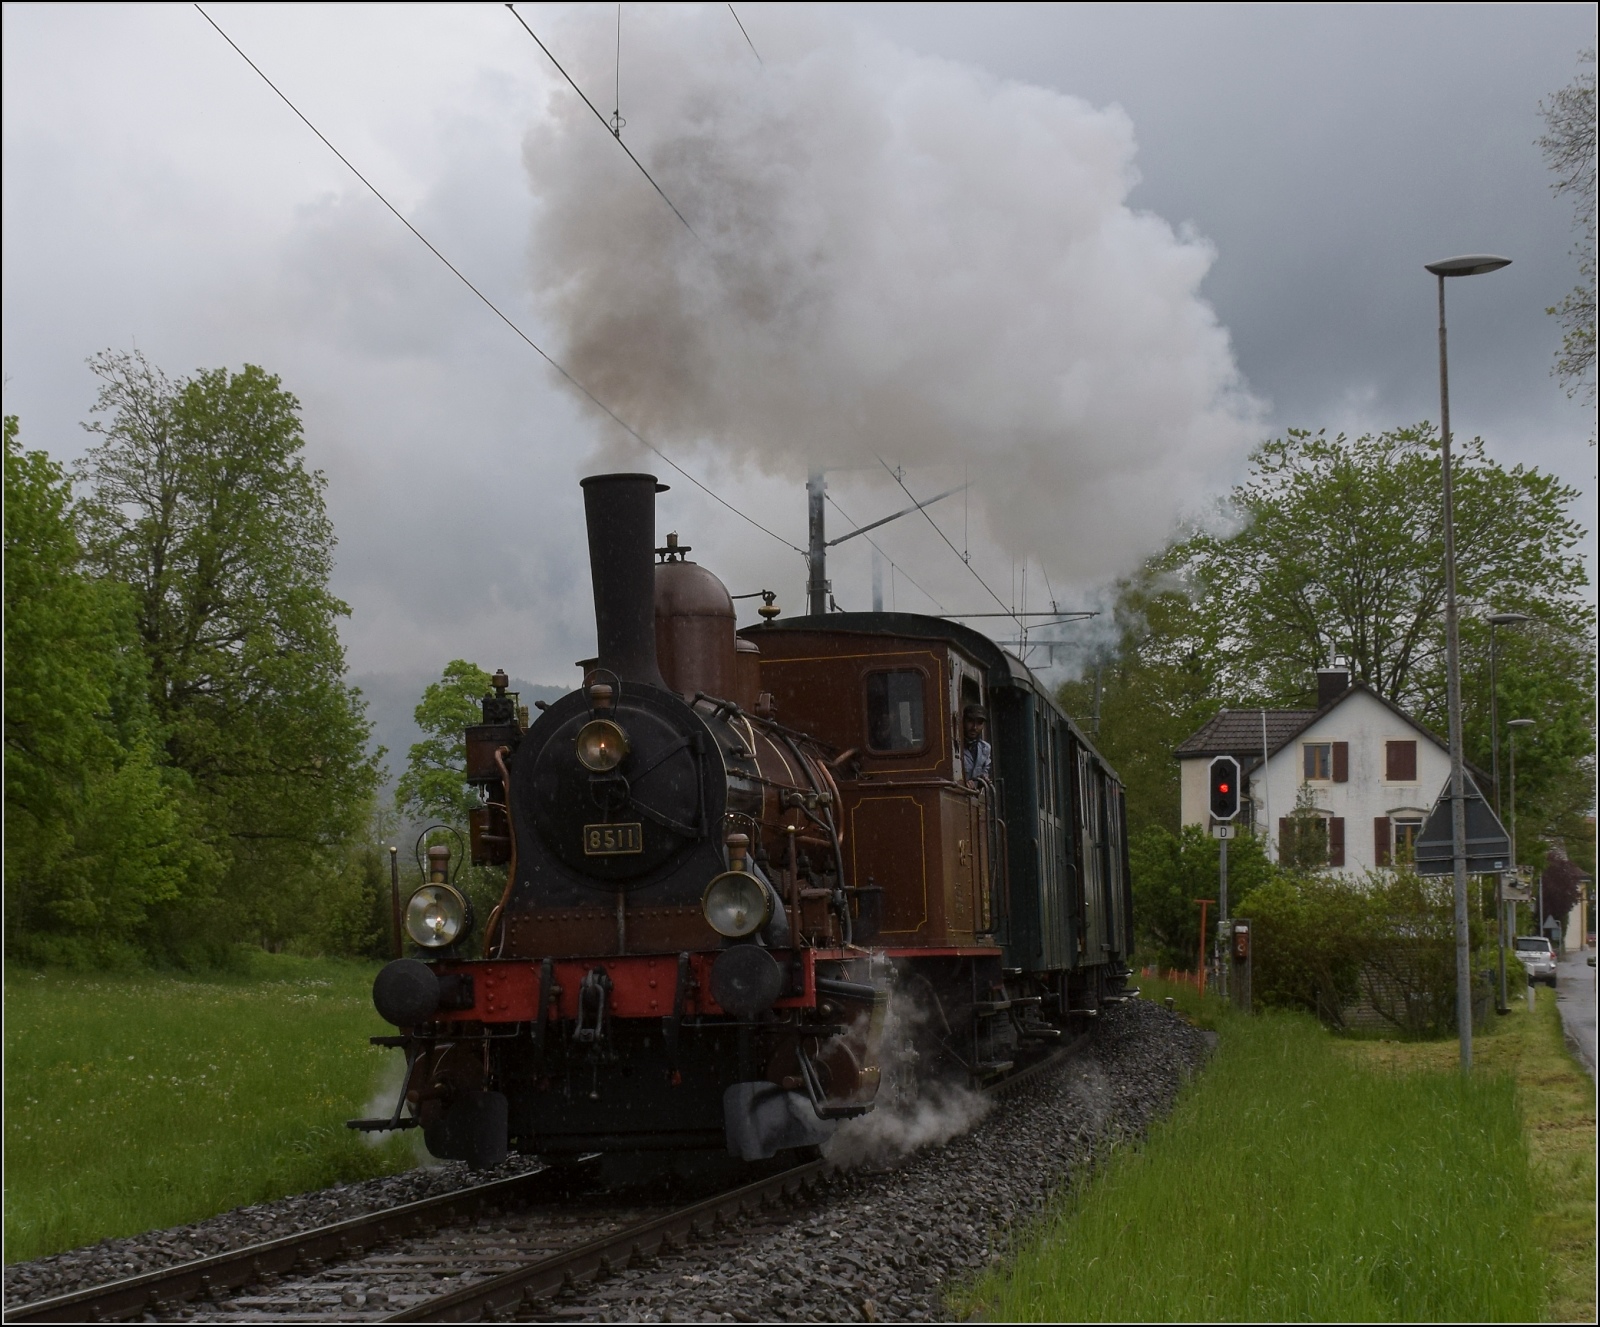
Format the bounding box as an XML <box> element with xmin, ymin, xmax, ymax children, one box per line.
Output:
<box><xmin>1078</xmin><ymin>749</ymin><xmax>1108</xmax><ymax>959</ymax></box>
<box><xmin>952</xmin><ymin>656</ymin><xmax>992</xmax><ymax>933</ymax></box>
<box><xmin>1036</xmin><ymin>718</ymin><xmax>1070</xmax><ymax>970</ymax></box>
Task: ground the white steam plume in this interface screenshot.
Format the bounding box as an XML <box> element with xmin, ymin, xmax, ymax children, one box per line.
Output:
<box><xmin>824</xmin><ymin>986</ymin><xmax>990</xmax><ymax>1169</ymax></box>
<box><xmin>523</xmin><ymin>8</ymin><xmax>1260</xmax><ymax>581</ymax></box>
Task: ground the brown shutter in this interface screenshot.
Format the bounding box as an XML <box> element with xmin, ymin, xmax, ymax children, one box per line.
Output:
<box><xmin>1329</xmin><ymin>817</ymin><xmax>1345</xmax><ymax>867</ymax></box>
<box><xmin>1279</xmin><ymin>817</ymin><xmax>1294</xmax><ymax>861</ymax></box>
<box><xmin>1374</xmin><ymin>817</ymin><xmax>1391</xmax><ymax>866</ymax></box>
<box><xmin>1386</xmin><ymin>740</ymin><xmax>1417</xmax><ymax>782</ymax></box>
<box><xmin>1332</xmin><ymin>742</ymin><xmax>1349</xmax><ymax>783</ymax></box>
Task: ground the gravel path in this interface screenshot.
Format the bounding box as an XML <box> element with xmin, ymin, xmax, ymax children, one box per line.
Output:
<box><xmin>6</xmin><ymin>998</ymin><xmax>1210</xmax><ymax>1321</ymax></box>
<box><xmin>514</xmin><ymin>997</ymin><xmax>1211</xmax><ymax>1323</ymax></box>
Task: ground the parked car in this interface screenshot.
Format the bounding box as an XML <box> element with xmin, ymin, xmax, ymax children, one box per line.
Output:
<box><xmin>1513</xmin><ymin>936</ymin><xmax>1558</xmax><ymax>986</ymax></box>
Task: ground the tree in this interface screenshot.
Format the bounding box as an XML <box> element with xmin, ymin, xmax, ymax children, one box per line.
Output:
<box><xmin>1540</xmin><ymin>853</ymin><xmax>1585</xmax><ymax>930</ymax></box>
<box><xmin>1168</xmin><ymin>428</ymin><xmax>1593</xmax><ymax>845</ymax></box>
<box><xmin>1538</xmin><ymin>50</ymin><xmax>1596</xmax><ymax>404</ymax></box>
<box><xmin>1073</xmin><ymin>427</ymin><xmax>1593</xmax><ymax>842</ymax></box>
<box><xmin>1127</xmin><ymin>823</ymin><xmax>1275</xmax><ymax>971</ymax></box>
<box><xmin>5</xmin><ymin>416</ymin><xmax>217</xmax><ymax>966</ymax></box>
<box><xmin>1058</xmin><ymin>564</ymin><xmax>1222</xmax><ymax>835</ymax></box>
<box><xmin>74</xmin><ymin>353</ymin><xmax>379</xmax><ymax>948</ymax></box>
<box><xmin>397</xmin><ymin>660</ymin><xmax>493</xmax><ymax>827</ymax></box>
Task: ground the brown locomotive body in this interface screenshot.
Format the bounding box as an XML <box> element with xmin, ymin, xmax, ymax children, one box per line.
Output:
<box><xmin>358</xmin><ymin>473</ymin><xmax>1133</xmax><ymax>1174</ymax></box>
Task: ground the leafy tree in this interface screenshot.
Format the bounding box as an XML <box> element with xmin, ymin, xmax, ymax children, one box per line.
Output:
<box><xmin>1540</xmin><ymin>854</ymin><xmax>1585</xmax><ymax>931</ymax></box>
<box><xmin>395</xmin><ymin>660</ymin><xmax>510</xmax><ymax>949</ymax></box>
<box><xmin>4</xmin><ymin>416</ymin><xmax>217</xmax><ymax>966</ymax></box>
<box><xmin>397</xmin><ymin>660</ymin><xmax>493</xmax><ymax>826</ymax></box>
<box><xmin>1538</xmin><ymin>49</ymin><xmax>1596</xmax><ymax>404</ymax></box>
<box><xmin>1127</xmin><ymin>823</ymin><xmax>1275</xmax><ymax>971</ymax></box>
<box><xmin>74</xmin><ymin>352</ymin><xmax>379</xmax><ymax>948</ymax></box>
<box><xmin>1059</xmin><ymin>566</ymin><xmax>1222</xmax><ymax>835</ymax></box>
<box><xmin>1155</xmin><ymin>427</ymin><xmax>1593</xmax><ymax>846</ymax></box>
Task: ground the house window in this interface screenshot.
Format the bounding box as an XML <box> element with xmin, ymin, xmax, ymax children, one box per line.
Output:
<box><xmin>1304</xmin><ymin>743</ymin><xmax>1332</xmax><ymax>780</ymax></box>
<box><xmin>1386</xmin><ymin>740</ymin><xmax>1418</xmax><ymax>782</ymax></box>
<box><xmin>1392</xmin><ymin>818</ymin><xmax>1423</xmax><ymax>863</ymax></box>
<box><xmin>866</xmin><ymin>670</ymin><xmax>925</xmax><ymax>752</ymax></box>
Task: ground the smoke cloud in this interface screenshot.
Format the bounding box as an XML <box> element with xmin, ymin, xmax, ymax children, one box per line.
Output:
<box><xmin>522</xmin><ymin>7</ymin><xmax>1260</xmax><ymax>581</ymax></box>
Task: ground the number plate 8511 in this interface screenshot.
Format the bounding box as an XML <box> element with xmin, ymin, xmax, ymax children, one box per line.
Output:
<box><xmin>583</xmin><ymin>822</ymin><xmax>643</xmax><ymax>855</ymax></box>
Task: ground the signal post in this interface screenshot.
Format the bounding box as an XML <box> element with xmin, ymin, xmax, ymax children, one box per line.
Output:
<box><xmin>1208</xmin><ymin>756</ymin><xmax>1241</xmax><ymax>1001</ymax></box>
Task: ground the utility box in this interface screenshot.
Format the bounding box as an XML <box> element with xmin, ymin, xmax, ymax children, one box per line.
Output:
<box><xmin>1231</xmin><ymin>919</ymin><xmax>1253</xmax><ymax>1013</ymax></box>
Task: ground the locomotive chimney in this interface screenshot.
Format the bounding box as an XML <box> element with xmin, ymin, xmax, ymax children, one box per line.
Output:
<box><xmin>580</xmin><ymin>473</ymin><xmax>669</xmax><ymax>690</ymax></box>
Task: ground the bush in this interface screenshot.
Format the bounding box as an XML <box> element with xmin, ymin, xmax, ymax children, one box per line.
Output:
<box><xmin>1236</xmin><ymin>869</ymin><xmax>1492</xmax><ymax>1034</ymax></box>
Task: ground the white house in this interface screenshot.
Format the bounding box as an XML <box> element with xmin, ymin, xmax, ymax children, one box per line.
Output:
<box><xmin>1175</xmin><ymin>667</ymin><xmax>1459</xmax><ymax>872</ymax></box>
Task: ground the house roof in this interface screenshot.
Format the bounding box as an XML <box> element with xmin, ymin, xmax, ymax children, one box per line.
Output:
<box><xmin>1174</xmin><ymin>707</ymin><xmax>1316</xmax><ymax>759</ymax></box>
<box><xmin>1174</xmin><ymin>682</ymin><xmax>1467</xmax><ymax>771</ymax></box>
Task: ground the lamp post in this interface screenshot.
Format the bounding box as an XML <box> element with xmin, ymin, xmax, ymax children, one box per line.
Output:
<box><xmin>1425</xmin><ymin>253</ymin><xmax>1512</xmax><ymax>1073</ymax></box>
<box><xmin>1504</xmin><ymin>717</ymin><xmax>1535</xmax><ymax>1009</ymax></box>
<box><xmin>1488</xmin><ymin>611</ymin><xmax>1532</xmax><ymax>818</ymax></box>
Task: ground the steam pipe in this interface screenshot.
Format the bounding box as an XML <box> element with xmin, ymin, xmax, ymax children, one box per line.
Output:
<box><xmin>580</xmin><ymin>473</ymin><xmax>669</xmax><ymax>689</ymax></box>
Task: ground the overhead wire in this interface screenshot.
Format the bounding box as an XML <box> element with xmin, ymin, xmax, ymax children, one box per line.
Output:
<box><xmin>823</xmin><ymin>493</ymin><xmax>946</xmax><ymax>612</ymax></box>
<box><xmin>727</xmin><ymin>5</ymin><xmax>763</xmax><ymax>65</ymax></box>
<box><xmin>877</xmin><ymin>458</ymin><xmax>1020</xmax><ymax>627</ymax></box>
<box><xmin>193</xmin><ymin>4</ymin><xmax>802</xmax><ymax>557</ymax></box>
<box><xmin>504</xmin><ymin>4</ymin><xmax>699</xmax><ymax>239</ymax></box>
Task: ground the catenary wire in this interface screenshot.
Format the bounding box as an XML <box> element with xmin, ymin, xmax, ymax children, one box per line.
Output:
<box><xmin>193</xmin><ymin>4</ymin><xmax>803</xmax><ymax>556</ymax></box>
<box><xmin>728</xmin><ymin>5</ymin><xmax>763</xmax><ymax>65</ymax></box>
<box><xmin>823</xmin><ymin>493</ymin><xmax>946</xmax><ymax>612</ymax></box>
<box><xmin>878</xmin><ymin>458</ymin><xmax>1019</xmax><ymax>627</ymax></box>
<box><xmin>504</xmin><ymin>4</ymin><xmax>699</xmax><ymax>239</ymax></box>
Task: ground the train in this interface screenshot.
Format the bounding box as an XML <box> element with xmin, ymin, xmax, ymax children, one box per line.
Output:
<box><xmin>354</xmin><ymin>472</ymin><xmax>1134</xmax><ymax>1176</ymax></box>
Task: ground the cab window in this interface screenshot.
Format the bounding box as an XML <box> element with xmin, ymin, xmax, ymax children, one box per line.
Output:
<box><xmin>866</xmin><ymin>670</ymin><xmax>926</xmax><ymax>751</ymax></box>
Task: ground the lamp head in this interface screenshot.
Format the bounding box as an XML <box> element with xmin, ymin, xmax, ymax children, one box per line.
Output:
<box><xmin>1507</xmin><ymin>718</ymin><xmax>1536</xmax><ymax>730</ymax></box>
<box><xmin>1425</xmin><ymin>254</ymin><xmax>1512</xmax><ymax>277</ymax></box>
<box><xmin>1488</xmin><ymin>611</ymin><xmax>1532</xmax><ymax>626</ymax></box>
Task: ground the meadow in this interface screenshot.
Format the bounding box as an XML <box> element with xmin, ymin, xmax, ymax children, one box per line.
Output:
<box><xmin>957</xmin><ymin>978</ymin><xmax>1592</xmax><ymax>1323</ymax></box>
<box><xmin>4</xmin><ymin>953</ymin><xmax>416</xmax><ymax>1263</ymax></box>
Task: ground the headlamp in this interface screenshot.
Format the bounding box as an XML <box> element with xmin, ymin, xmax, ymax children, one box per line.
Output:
<box><xmin>576</xmin><ymin>719</ymin><xmax>630</xmax><ymax>772</ymax></box>
<box><xmin>405</xmin><ymin>883</ymin><xmax>470</xmax><ymax>948</ymax></box>
<box><xmin>702</xmin><ymin>870</ymin><xmax>772</xmax><ymax>939</ymax></box>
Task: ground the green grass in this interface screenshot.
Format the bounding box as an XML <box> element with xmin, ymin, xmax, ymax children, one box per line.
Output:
<box><xmin>1336</xmin><ymin>986</ymin><xmax>1596</xmax><ymax>1323</ymax></box>
<box><xmin>957</xmin><ymin>993</ymin><xmax>1545</xmax><ymax>1322</ymax></box>
<box><xmin>4</xmin><ymin>952</ymin><xmax>416</xmax><ymax>1263</ymax></box>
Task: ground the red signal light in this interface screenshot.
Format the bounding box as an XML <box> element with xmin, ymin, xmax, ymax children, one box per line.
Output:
<box><xmin>1219</xmin><ymin>782</ymin><xmax>1229</xmax><ymax>793</ymax></box>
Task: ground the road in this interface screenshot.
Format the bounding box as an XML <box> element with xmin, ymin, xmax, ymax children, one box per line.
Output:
<box><xmin>1555</xmin><ymin>946</ymin><xmax>1597</xmax><ymax>1080</ymax></box>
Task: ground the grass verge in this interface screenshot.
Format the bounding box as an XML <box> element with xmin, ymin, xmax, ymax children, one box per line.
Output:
<box><xmin>1335</xmin><ymin>985</ymin><xmax>1596</xmax><ymax>1323</ymax></box>
<box><xmin>4</xmin><ymin>952</ymin><xmax>415</xmax><ymax>1263</ymax></box>
<box><xmin>956</xmin><ymin>984</ymin><xmax>1545</xmax><ymax>1322</ymax></box>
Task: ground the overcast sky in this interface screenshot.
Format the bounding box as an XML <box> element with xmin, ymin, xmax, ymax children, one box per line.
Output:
<box><xmin>3</xmin><ymin>3</ymin><xmax>1592</xmax><ymax>730</ymax></box>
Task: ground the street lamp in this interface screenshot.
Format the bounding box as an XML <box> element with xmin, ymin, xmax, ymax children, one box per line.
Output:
<box><xmin>1488</xmin><ymin>611</ymin><xmax>1532</xmax><ymax>818</ymax></box>
<box><xmin>1425</xmin><ymin>252</ymin><xmax>1512</xmax><ymax>1074</ymax></box>
<box><xmin>1504</xmin><ymin>717</ymin><xmax>1535</xmax><ymax>1010</ymax></box>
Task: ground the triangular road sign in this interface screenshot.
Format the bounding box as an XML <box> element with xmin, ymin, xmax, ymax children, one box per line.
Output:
<box><xmin>1414</xmin><ymin>771</ymin><xmax>1511</xmax><ymax>875</ymax></box>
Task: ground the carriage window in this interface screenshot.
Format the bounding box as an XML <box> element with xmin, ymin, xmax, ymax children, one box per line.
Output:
<box><xmin>866</xmin><ymin>671</ymin><xmax>926</xmax><ymax>751</ymax></box>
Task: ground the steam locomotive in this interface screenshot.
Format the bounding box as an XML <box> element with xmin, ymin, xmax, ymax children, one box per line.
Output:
<box><xmin>354</xmin><ymin>473</ymin><xmax>1134</xmax><ymax>1174</ymax></box>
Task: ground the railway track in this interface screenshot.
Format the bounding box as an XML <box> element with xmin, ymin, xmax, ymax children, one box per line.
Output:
<box><xmin>8</xmin><ymin>1036</ymin><xmax>1089</xmax><ymax>1325</ymax></box>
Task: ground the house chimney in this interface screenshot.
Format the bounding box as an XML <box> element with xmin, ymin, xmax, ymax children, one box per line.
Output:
<box><xmin>1316</xmin><ymin>665</ymin><xmax>1351</xmax><ymax>708</ymax></box>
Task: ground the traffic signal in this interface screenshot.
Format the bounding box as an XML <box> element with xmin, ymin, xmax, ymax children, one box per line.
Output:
<box><xmin>1209</xmin><ymin>755</ymin><xmax>1241</xmax><ymax>821</ymax></box>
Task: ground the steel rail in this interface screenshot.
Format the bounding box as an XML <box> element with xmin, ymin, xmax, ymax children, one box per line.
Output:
<box><xmin>7</xmin><ymin>1025</ymin><xmax>1096</xmax><ymax>1324</ymax></box>
<box><xmin>385</xmin><ymin>1159</ymin><xmax>825</xmax><ymax>1322</ymax></box>
<box><xmin>6</xmin><ymin>1166</ymin><xmax>569</xmax><ymax>1323</ymax></box>
<box><xmin>389</xmin><ymin>1034</ymin><xmax>1092</xmax><ymax>1323</ymax></box>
